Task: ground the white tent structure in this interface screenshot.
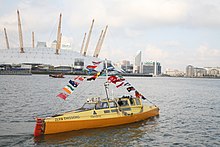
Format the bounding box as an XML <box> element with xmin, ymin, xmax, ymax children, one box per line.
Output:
<box><xmin>0</xmin><ymin>47</ymin><xmax>100</xmax><ymax>68</ymax></box>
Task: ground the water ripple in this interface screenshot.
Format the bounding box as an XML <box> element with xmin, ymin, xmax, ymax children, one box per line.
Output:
<box><xmin>0</xmin><ymin>76</ymin><xmax>220</xmax><ymax>146</ymax></box>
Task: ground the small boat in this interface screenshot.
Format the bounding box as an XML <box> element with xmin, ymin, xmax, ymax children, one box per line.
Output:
<box><xmin>34</xmin><ymin>60</ymin><xmax>159</xmax><ymax>137</ymax></box>
<box><xmin>34</xmin><ymin>97</ymin><xmax>159</xmax><ymax>136</ymax></box>
<box><xmin>49</xmin><ymin>73</ymin><xmax>64</xmax><ymax>78</ymax></box>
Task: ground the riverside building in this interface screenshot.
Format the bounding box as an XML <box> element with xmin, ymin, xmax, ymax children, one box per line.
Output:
<box><xmin>142</xmin><ymin>61</ymin><xmax>161</xmax><ymax>76</ymax></box>
<box><xmin>165</xmin><ymin>69</ymin><xmax>184</xmax><ymax>77</ymax></box>
<box><xmin>186</xmin><ymin>65</ymin><xmax>220</xmax><ymax>78</ymax></box>
<box><xmin>116</xmin><ymin>60</ymin><xmax>133</xmax><ymax>73</ymax></box>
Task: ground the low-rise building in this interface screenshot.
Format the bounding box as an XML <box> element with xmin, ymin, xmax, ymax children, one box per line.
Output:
<box><xmin>142</xmin><ymin>61</ymin><xmax>161</xmax><ymax>76</ymax></box>
<box><xmin>116</xmin><ymin>60</ymin><xmax>133</xmax><ymax>73</ymax></box>
<box><xmin>205</xmin><ymin>67</ymin><xmax>220</xmax><ymax>77</ymax></box>
<box><xmin>185</xmin><ymin>65</ymin><xmax>219</xmax><ymax>78</ymax></box>
<box><xmin>165</xmin><ymin>69</ymin><xmax>184</xmax><ymax>77</ymax></box>
<box><xmin>186</xmin><ymin>65</ymin><xmax>194</xmax><ymax>77</ymax></box>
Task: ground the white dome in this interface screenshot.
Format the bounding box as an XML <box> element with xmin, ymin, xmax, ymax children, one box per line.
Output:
<box><xmin>0</xmin><ymin>47</ymin><xmax>101</xmax><ymax>67</ymax></box>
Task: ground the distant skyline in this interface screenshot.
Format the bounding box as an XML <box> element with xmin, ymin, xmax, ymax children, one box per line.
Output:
<box><xmin>0</xmin><ymin>0</ymin><xmax>220</xmax><ymax>71</ymax></box>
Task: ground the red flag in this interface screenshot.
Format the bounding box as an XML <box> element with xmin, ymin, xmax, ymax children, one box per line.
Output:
<box><xmin>135</xmin><ymin>91</ymin><xmax>146</xmax><ymax>100</ymax></box>
<box><xmin>116</xmin><ymin>82</ymin><xmax>124</xmax><ymax>88</ymax></box>
<box><xmin>56</xmin><ymin>93</ymin><xmax>68</xmax><ymax>100</ymax></box>
<box><xmin>74</xmin><ymin>76</ymin><xmax>84</xmax><ymax>81</ymax></box>
<box><xmin>108</xmin><ymin>76</ymin><xmax>125</xmax><ymax>84</ymax></box>
<box><xmin>86</xmin><ymin>65</ymin><xmax>97</xmax><ymax>69</ymax></box>
<box><xmin>135</xmin><ymin>91</ymin><xmax>142</xmax><ymax>98</ymax></box>
<box><xmin>92</xmin><ymin>61</ymin><xmax>102</xmax><ymax>65</ymax></box>
<box><xmin>108</xmin><ymin>75</ymin><xmax>117</xmax><ymax>83</ymax></box>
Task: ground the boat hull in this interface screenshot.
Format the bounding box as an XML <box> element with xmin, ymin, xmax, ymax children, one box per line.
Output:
<box><xmin>43</xmin><ymin>106</ymin><xmax>159</xmax><ymax>135</ymax></box>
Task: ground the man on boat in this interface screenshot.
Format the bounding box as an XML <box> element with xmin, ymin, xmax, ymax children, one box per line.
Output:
<box><xmin>118</xmin><ymin>98</ymin><xmax>123</xmax><ymax>106</ymax></box>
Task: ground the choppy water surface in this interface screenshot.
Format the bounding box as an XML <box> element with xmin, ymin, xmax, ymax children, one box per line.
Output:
<box><xmin>0</xmin><ymin>75</ymin><xmax>219</xmax><ymax>146</ymax></box>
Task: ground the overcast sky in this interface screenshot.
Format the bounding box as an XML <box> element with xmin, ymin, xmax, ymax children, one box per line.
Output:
<box><xmin>0</xmin><ymin>0</ymin><xmax>220</xmax><ymax>71</ymax></box>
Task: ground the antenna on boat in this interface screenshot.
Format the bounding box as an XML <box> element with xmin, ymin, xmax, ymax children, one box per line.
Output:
<box><xmin>104</xmin><ymin>59</ymin><xmax>109</xmax><ymax>100</ymax></box>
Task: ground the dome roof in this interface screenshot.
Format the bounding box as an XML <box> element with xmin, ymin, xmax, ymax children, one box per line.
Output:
<box><xmin>0</xmin><ymin>47</ymin><xmax>100</xmax><ymax>66</ymax></box>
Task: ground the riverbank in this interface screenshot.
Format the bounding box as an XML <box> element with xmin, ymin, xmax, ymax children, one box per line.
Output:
<box><xmin>31</xmin><ymin>70</ymin><xmax>153</xmax><ymax>77</ymax></box>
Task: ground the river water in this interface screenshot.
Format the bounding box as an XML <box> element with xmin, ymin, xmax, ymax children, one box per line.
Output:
<box><xmin>0</xmin><ymin>75</ymin><xmax>219</xmax><ymax>146</ymax></box>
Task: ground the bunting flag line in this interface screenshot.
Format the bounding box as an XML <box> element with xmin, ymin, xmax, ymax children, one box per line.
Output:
<box><xmin>135</xmin><ymin>90</ymin><xmax>146</xmax><ymax>100</ymax></box>
<box><xmin>69</xmin><ymin>80</ymin><xmax>79</xmax><ymax>87</ymax></box>
<box><xmin>106</xmin><ymin>63</ymin><xmax>124</xmax><ymax>73</ymax></box>
<box><xmin>63</xmin><ymin>85</ymin><xmax>74</xmax><ymax>94</ymax></box>
<box><xmin>108</xmin><ymin>75</ymin><xmax>125</xmax><ymax>84</ymax></box>
<box><xmin>108</xmin><ymin>75</ymin><xmax>134</xmax><ymax>92</ymax></box>
<box><xmin>124</xmin><ymin>82</ymin><xmax>131</xmax><ymax>86</ymax></box>
<box><xmin>85</xmin><ymin>61</ymin><xmax>103</xmax><ymax>74</ymax></box>
<box><xmin>127</xmin><ymin>86</ymin><xmax>135</xmax><ymax>92</ymax></box>
<box><xmin>74</xmin><ymin>76</ymin><xmax>84</xmax><ymax>81</ymax></box>
<box><xmin>116</xmin><ymin>82</ymin><xmax>124</xmax><ymax>88</ymax></box>
<box><xmin>57</xmin><ymin>76</ymin><xmax>85</xmax><ymax>100</ymax></box>
<box><xmin>56</xmin><ymin>93</ymin><xmax>69</xmax><ymax>100</ymax></box>
<box><xmin>92</xmin><ymin>61</ymin><xmax>102</xmax><ymax>65</ymax></box>
<box><xmin>107</xmin><ymin>75</ymin><xmax>146</xmax><ymax>100</ymax></box>
<box><xmin>87</xmin><ymin>72</ymin><xmax>101</xmax><ymax>81</ymax></box>
<box><xmin>107</xmin><ymin>66</ymin><xmax>114</xmax><ymax>71</ymax></box>
<box><xmin>86</xmin><ymin>65</ymin><xmax>97</xmax><ymax>74</ymax></box>
<box><xmin>86</xmin><ymin>65</ymin><xmax>97</xmax><ymax>69</ymax></box>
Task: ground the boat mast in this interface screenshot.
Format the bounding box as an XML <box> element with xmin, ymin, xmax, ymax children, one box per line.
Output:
<box><xmin>104</xmin><ymin>59</ymin><xmax>109</xmax><ymax>100</ymax></box>
<box><xmin>17</xmin><ymin>10</ymin><xmax>24</xmax><ymax>53</ymax></box>
<box><xmin>4</xmin><ymin>28</ymin><xmax>10</xmax><ymax>49</ymax></box>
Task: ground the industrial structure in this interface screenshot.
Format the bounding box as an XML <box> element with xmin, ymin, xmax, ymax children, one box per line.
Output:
<box><xmin>0</xmin><ymin>10</ymin><xmax>108</xmax><ymax>73</ymax></box>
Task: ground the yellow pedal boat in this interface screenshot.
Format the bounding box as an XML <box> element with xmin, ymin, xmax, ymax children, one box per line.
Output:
<box><xmin>34</xmin><ymin>97</ymin><xmax>159</xmax><ymax>136</ymax></box>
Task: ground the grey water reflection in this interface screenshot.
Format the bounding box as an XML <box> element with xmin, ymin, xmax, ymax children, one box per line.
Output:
<box><xmin>35</xmin><ymin>117</ymin><xmax>159</xmax><ymax>146</ymax></box>
<box><xmin>0</xmin><ymin>75</ymin><xmax>220</xmax><ymax>146</ymax></box>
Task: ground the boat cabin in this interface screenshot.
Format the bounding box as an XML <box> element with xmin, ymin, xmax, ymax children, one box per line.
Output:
<box><xmin>76</xmin><ymin>96</ymin><xmax>143</xmax><ymax>115</ymax></box>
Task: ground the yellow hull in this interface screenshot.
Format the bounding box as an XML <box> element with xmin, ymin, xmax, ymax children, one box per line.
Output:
<box><xmin>43</xmin><ymin>106</ymin><xmax>159</xmax><ymax>135</ymax></box>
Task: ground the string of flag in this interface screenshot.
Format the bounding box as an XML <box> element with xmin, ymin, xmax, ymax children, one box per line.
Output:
<box><xmin>107</xmin><ymin>75</ymin><xmax>146</xmax><ymax>100</ymax></box>
<box><xmin>56</xmin><ymin>76</ymin><xmax>85</xmax><ymax>100</ymax></box>
<box><xmin>57</xmin><ymin>61</ymin><xmax>102</xmax><ymax>100</ymax></box>
<box><xmin>86</xmin><ymin>61</ymin><xmax>104</xmax><ymax>81</ymax></box>
<box><xmin>86</xmin><ymin>61</ymin><xmax>102</xmax><ymax>74</ymax></box>
<box><xmin>56</xmin><ymin>60</ymin><xmax>146</xmax><ymax>101</ymax></box>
